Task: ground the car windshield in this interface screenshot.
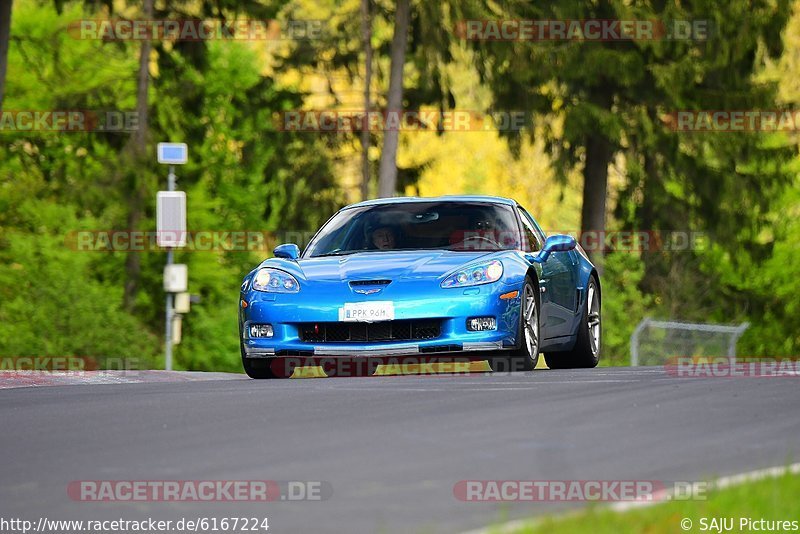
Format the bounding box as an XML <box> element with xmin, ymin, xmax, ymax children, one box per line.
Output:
<box><xmin>304</xmin><ymin>201</ymin><xmax>523</xmax><ymax>257</ymax></box>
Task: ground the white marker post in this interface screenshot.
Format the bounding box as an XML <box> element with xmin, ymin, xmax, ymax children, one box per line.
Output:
<box><xmin>157</xmin><ymin>143</ymin><xmax>188</xmax><ymax>371</ymax></box>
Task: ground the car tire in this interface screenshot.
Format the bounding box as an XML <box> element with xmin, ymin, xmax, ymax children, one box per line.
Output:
<box><xmin>544</xmin><ymin>275</ymin><xmax>600</xmax><ymax>369</ymax></box>
<box><xmin>241</xmin><ymin>343</ymin><xmax>279</xmax><ymax>379</ymax></box>
<box><xmin>488</xmin><ymin>276</ymin><xmax>540</xmax><ymax>373</ymax></box>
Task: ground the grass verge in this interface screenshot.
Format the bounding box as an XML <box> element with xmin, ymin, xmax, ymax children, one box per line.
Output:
<box><xmin>508</xmin><ymin>472</ymin><xmax>800</xmax><ymax>534</ymax></box>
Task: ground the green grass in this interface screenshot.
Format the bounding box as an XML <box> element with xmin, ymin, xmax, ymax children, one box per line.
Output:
<box><xmin>506</xmin><ymin>472</ymin><xmax>800</xmax><ymax>534</ymax></box>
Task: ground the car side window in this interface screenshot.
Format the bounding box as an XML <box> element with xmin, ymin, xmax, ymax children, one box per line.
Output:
<box><xmin>516</xmin><ymin>207</ymin><xmax>542</xmax><ymax>252</ymax></box>
<box><xmin>525</xmin><ymin>209</ymin><xmax>547</xmax><ymax>249</ymax></box>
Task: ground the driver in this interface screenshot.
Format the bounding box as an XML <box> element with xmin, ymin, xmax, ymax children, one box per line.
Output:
<box><xmin>370</xmin><ymin>225</ymin><xmax>397</xmax><ymax>250</ymax></box>
<box><xmin>471</xmin><ymin>211</ymin><xmax>497</xmax><ymax>241</ymax></box>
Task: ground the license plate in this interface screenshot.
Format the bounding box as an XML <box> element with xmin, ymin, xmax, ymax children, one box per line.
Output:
<box><xmin>338</xmin><ymin>301</ymin><xmax>395</xmax><ymax>322</ymax></box>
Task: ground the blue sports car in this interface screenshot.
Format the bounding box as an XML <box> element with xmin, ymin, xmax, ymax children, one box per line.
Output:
<box><xmin>239</xmin><ymin>196</ymin><xmax>601</xmax><ymax>378</ymax></box>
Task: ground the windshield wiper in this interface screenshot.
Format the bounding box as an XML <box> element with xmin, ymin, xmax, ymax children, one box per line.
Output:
<box><xmin>441</xmin><ymin>245</ymin><xmax>502</xmax><ymax>252</ymax></box>
<box><xmin>313</xmin><ymin>250</ymin><xmax>362</xmax><ymax>257</ymax></box>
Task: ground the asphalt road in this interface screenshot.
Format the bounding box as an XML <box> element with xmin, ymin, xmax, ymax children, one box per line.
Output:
<box><xmin>1</xmin><ymin>367</ymin><xmax>799</xmax><ymax>533</ymax></box>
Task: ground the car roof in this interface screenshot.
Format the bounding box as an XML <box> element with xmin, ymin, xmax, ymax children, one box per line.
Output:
<box><xmin>346</xmin><ymin>195</ymin><xmax>518</xmax><ymax>209</ymax></box>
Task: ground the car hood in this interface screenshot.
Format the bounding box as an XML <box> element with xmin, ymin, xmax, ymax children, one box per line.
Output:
<box><xmin>265</xmin><ymin>250</ymin><xmax>499</xmax><ymax>282</ymax></box>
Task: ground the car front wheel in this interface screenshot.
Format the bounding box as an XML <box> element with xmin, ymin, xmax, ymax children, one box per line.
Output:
<box><xmin>489</xmin><ymin>277</ymin><xmax>539</xmax><ymax>373</ymax></box>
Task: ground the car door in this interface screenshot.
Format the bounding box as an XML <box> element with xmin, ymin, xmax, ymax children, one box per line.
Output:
<box><xmin>517</xmin><ymin>207</ymin><xmax>577</xmax><ymax>339</ymax></box>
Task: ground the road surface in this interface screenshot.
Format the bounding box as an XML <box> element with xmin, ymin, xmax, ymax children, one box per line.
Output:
<box><xmin>1</xmin><ymin>367</ymin><xmax>798</xmax><ymax>533</ymax></box>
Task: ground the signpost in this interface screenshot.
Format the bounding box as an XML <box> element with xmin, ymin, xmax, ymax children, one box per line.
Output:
<box><xmin>156</xmin><ymin>143</ymin><xmax>188</xmax><ymax>371</ymax></box>
<box><xmin>156</xmin><ymin>192</ymin><xmax>187</xmax><ymax>248</ymax></box>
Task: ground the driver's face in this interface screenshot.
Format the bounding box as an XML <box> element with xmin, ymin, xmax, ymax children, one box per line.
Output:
<box><xmin>475</xmin><ymin>217</ymin><xmax>494</xmax><ymax>230</ymax></box>
<box><xmin>372</xmin><ymin>228</ymin><xmax>396</xmax><ymax>250</ymax></box>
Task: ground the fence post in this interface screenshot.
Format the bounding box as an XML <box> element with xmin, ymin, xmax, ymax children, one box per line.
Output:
<box><xmin>630</xmin><ymin>318</ymin><xmax>651</xmax><ymax>367</ymax></box>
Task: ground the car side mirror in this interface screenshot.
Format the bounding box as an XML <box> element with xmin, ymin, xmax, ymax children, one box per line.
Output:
<box><xmin>273</xmin><ymin>243</ymin><xmax>300</xmax><ymax>260</ymax></box>
<box><xmin>532</xmin><ymin>234</ymin><xmax>577</xmax><ymax>263</ymax></box>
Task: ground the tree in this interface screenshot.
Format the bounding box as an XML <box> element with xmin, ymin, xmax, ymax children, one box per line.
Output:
<box><xmin>377</xmin><ymin>0</ymin><xmax>410</xmax><ymax>198</ymax></box>
<box><xmin>466</xmin><ymin>1</ymin><xmax>634</xmax><ymax>263</ymax></box>
<box><xmin>0</xmin><ymin>0</ymin><xmax>11</xmax><ymax>110</ymax></box>
<box><xmin>360</xmin><ymin>0</ymin><xmax>373</xmax><ymax>200</ymax></box>
<box><xmin>612</xmin><ymin>0</ymin><xmax>793</xmax><ymax>300</ymax></box>
<box><xmin>122</xmin><ymin>0</ymin><xmax>154</xmax><ymax>310</ymax></box>
<box><xmin>0</xmin><ymin>1</ymin><xmax>344</xmax><ymax>371</ymax></box>
<box><xmin>469</xmin><ymin>0</ymin><xmax>792</xmax><ymax>269</ymax></box>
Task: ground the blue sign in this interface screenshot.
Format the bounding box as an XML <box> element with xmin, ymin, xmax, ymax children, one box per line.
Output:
<box><xmin>157</xmin><ymin>142</ymin><xmax>188</xmax><ymax>164</ymax></box>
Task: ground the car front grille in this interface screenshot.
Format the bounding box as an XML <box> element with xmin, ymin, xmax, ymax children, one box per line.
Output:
<box><xmin>298</xmin><ymin>320</ymin><xmax>442</xmax><ymax>343</ymax></box>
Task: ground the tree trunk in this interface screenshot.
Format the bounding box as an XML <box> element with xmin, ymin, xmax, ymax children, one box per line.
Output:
<box><xmin>639</xmin><ymin>107</ymin><xmax>662</xmax><ymax>232</ymax></box>
<box><xmin>360</xmin><ymin>0</ymin><xmax>372</xmax><ymax>201</ymax></box>
<box><xmin>638</xmin><ymin>106</ymin><xmax>672</xmax><ymax>293</ymax></box>
<box><xmin>641</xmin><ymin>152</ymin><xmax>659</xmax><ymax>231</ymax></box>
<box><xmin>580</xmin><ymin>133</ymin><xmax>613</xmax><ymax>267</ymax></box>
<box><xmin>377</xmin><ymin>0</ymin><xmax>410</xmax><ymax>198</ymax></box>
<box><xmin>639</xmin><ymin>149</ymin><xmax>665</xmax><ymax>293</ymax></box>
<box><xmin>131</xmin><ymin>1</ymin><xmax>151</xmax><ymax>155</ymax></box>
<box><xmin>0</xmin><ymin>0</ymin><xmax>13</xmax><ymax>110</ymax></box>
<box><xmin>122</xmin><ymin>0</ymin><xmax>153</xmax><ymax>310</ymax></box>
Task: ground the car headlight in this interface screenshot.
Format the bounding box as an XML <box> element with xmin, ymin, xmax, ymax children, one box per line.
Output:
<box><xmin>441</xmin><ymin>260</ymin><xmax>503</xmax><ymax>288</ymax></box>
<box><xmin>252</xmin><ymin>268</ymin><xmax>300</xmax><ymax>293</ymax></box>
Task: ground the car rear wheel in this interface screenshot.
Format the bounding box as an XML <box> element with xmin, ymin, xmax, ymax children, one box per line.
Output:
<box><xmin>488</xmin><ymin>277</ymin><xmax>539</xmax><ymax>373</ymax></box>
<box><xmin>544</xmin><ymin>275</ymin><xmax>600</xmax><ymax>369</ymax></box>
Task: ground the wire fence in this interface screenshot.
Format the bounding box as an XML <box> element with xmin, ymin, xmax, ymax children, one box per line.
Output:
<box><xmin>630</xmin><ymin>318</ymin><xmax>750</xmax><ymax>366</ymax></box>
